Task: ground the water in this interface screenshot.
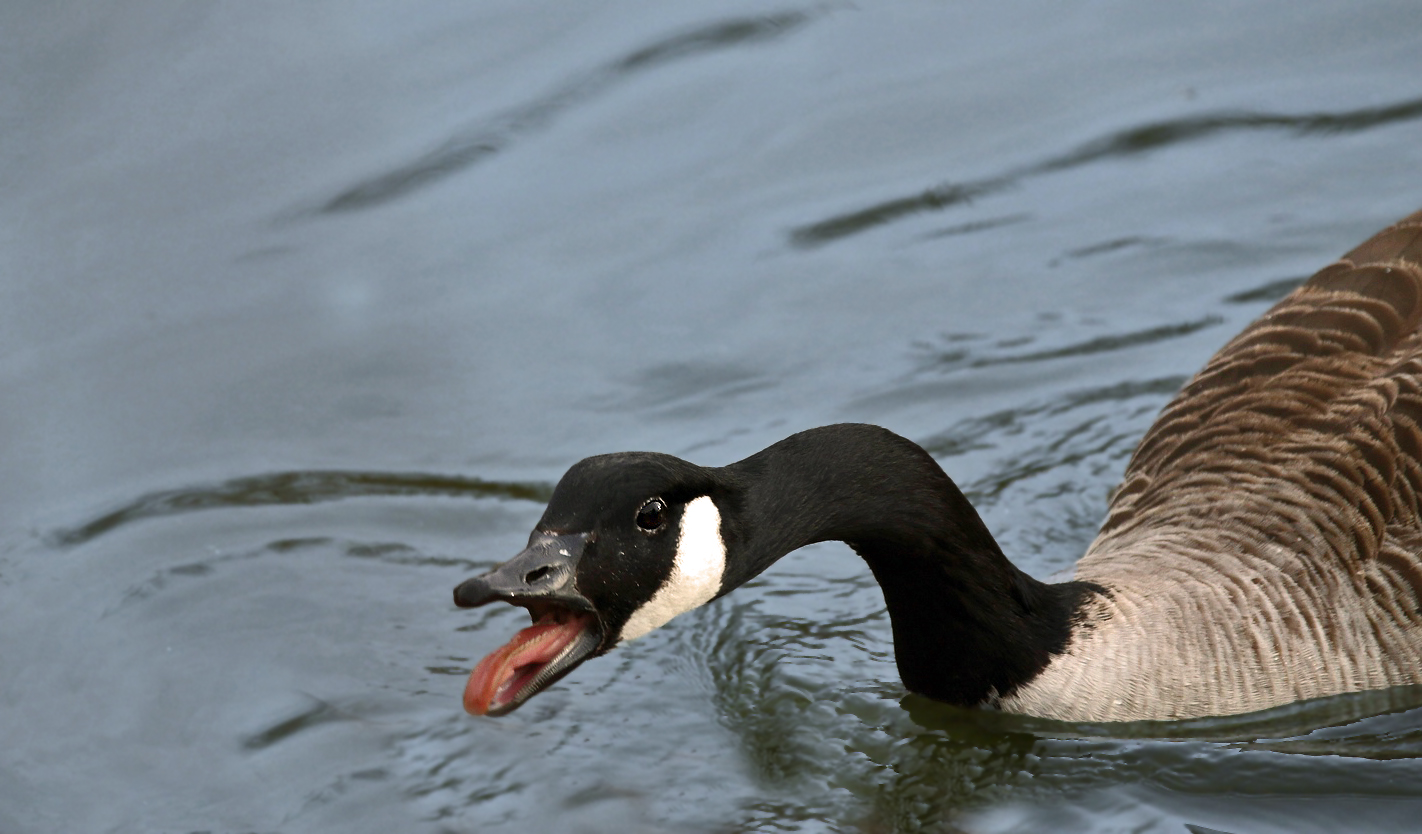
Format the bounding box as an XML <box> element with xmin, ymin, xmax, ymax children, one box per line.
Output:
<box><xmin>4</xmin><ymin>2</ymin><xmax>1422</xmax><ymax>832</ymax></box>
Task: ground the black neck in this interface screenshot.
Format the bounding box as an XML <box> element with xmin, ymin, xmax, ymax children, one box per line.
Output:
<box><xmin>717</xmin><ymin>424</ymin><xmax>1099</xmax><ymax>707</ymax></box>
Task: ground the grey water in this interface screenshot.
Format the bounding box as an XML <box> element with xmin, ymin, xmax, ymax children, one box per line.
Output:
<box><xmin>4</xmin><ymin>2</ymin><xmax>1422</xmax><ymax>832</ymax></box>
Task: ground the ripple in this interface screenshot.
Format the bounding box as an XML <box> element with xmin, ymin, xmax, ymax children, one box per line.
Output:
<box><xmin>241</xmin><ymin>695</ymin><xmax>349</xmax><ymax>752</ymax></box>
<box><xmin>586</xmin><ymin>359</ymin><xmax>776</xmax><ymax>420</ymax></box>
<box><xmin>902</xmin><ymin>317</ymin><xmax>1219</xmax><ymax>378</ymax></box>
<box><xmin>972</xmin><ymin>317</ymin><xmax>1221</xmax><ymax>368</ymax></box>
<box><xmin>789</xmin><ymin>179</ymin><xmax>1009</xmax><ymax>248</ymax></box>
<box><xmin>1063</xmin><ymin>235</ymin><xmax>1172</xmax><ymax>260</ymax></box>
<box><xmin>52</xmin><ymin>471</ymin><xmax>552</xmax><ymax>547</ymax></box>
<box><xmin>1224</xmin><ymin>274</ymin><xmax>1308</xmax><ymax>304</ymax></box>
<box><xmin>790</xmin><ymin>93</ymin><xmax>1422</xmax><ymax>248</ymax></box>
<box><xmin>315</xmin><ymin>10</ymin><xmax>823</xmax><ymax>215</ymax></box>
<box><xmin>917</xmin><ymin>213</ymin><xmax>1033</xmax><ymax>242</ymax></box>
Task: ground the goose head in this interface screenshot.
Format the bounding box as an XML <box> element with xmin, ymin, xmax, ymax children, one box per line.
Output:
<box><xmin>454</xmin><ymin>451</ymin><xmax>733</xmax><ymax>715</ymax></box>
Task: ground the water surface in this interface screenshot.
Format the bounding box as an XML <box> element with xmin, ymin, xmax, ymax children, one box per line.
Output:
<box><xmin>4</xmin><ymin>2</ymin><xmax>1422</xmax><ymax>832</ymax></box>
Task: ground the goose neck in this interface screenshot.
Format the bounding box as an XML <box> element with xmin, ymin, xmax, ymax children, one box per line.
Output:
<box><xmin>720</xmin><ymin>424</ymin><xmax>1097</xmax><ymax>706</ymax></box>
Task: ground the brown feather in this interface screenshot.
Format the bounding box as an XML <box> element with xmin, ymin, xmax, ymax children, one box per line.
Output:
<box><xmin>1002</xmin><ymin>210</ymin><xmax>1422</xmax><ymax>720</ymax></box>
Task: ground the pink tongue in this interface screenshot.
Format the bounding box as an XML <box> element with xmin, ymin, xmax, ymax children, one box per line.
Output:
<box><xmin>464</xmin><ymin>618</ymin><xmax>587</xmax><ymax>715</ymax></box>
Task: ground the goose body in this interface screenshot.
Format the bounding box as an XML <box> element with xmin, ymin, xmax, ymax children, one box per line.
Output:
<box><xmin>455</xmin><ymin>210</ymin><xmax>1422</xmax><ymax>721</ymax></box>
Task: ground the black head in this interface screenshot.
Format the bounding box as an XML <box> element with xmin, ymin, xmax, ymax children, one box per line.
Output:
<box><xmin>453</xmin><ymin>451</ymin><xmax>734</xmax><ymax>715</ymax></box>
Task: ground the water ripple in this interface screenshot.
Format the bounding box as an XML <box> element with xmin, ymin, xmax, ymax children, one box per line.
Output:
<box><xmin>586</xmin><ymin>359</ymin><xmax>776</xmax><ymax>420</ymax></box>
<box><xmin>970</xmin><ymin>317</ymin><xmax>1221</xmax><ymax>369</ymax></box>
<box><xmin>52</xmin><ymin>470</ymin><xmax>552</xmax><ymax>547</ymax></box>
<box><xmin>917</xmin><ymin>213</ymin><xmax>1032</xmax><ymax>242</ymax></box>
<box><xmin>791</xmin><ymin>93</ymin><xmax>1422</xmax><ymax>247</ymax></box>
<box><xmin>789</xmin><ymin>179</ymin><xmax>1009</xmax><ymax>250</ymax></box>
<box><xmin>242</xmin><ymin>695</ymin><xmax>348</xmax><ymax>752</ymax></box>
<box><xmin>1224</xmin><ymin>274</ymin><xmax>1307</xmax><ymax>304</ymax></box>
<box><xmin>317</xmin><ymin>10</ymin><xmax>823</xmax><ymax>215</ymax></box>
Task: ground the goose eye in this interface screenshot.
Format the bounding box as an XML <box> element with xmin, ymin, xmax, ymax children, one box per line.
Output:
<box><xmin>635</xmin><ymin>498</ymin><xmax>668</xmax><ymax>532</ymax></box>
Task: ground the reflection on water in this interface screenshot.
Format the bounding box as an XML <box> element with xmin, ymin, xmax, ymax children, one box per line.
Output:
<box><xmin>52</xmin><ymin>470</ymin><xmax>552</xmax><ymax>547</ymax></box>
<box><xmin>318</xmin><ymin>11</ymin><xmax>823</xmax><ymax>215</ymax></box>
<box><xmin>6</xmin><ymin>1</ymin><xmax>1422</xmax><ymax>832</ymax></box>
<box><xmin>47</xmin><ymin>453</ymin><xmax>1422</xmax><ymax>832</ymax></box>
<box><xmin>789</xmin><ymin>93</ymin><xmax>1422</xmax><ymax>249</ymax></box>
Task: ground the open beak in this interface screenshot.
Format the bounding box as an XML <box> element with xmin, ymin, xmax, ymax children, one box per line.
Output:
<box><xmin>453</xmin><ymin>533</ymin><xmax>602</xmax><ymax>716</ymax></box>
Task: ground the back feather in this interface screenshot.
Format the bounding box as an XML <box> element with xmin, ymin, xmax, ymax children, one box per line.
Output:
<box><xmin>1007</xmin><ymin>211</ymin><xmax>1422</xmax><ymax>720</ymax></box>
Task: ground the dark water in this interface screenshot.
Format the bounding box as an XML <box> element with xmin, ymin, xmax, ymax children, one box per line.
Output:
<box><xmin>5</xmin><ymin>3</ymin><xmax>1422</xmax><ymax>832</ymax></box>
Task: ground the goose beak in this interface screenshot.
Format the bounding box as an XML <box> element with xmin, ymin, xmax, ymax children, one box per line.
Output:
<box><xmin>453</xmin><ymin>533</ymin><xmax>603</xmax><ymax>716</ymax></box>
<box><xmin>453</xmin><ymin>532</ymin><xmax>594</xmax><ymax>610</ymax></box>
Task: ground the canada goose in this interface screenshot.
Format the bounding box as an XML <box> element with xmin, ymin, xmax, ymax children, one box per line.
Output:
<box><xmin>454</xmin><ymin>209</ymin><xmax>1422</xmax><ymax>722</ymax></box>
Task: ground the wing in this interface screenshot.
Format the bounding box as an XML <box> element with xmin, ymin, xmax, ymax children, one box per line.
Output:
<box><xmin>1084</xmin><ymin>210</ymin><xmax>1422</xmax><ymax>582</ymax></box>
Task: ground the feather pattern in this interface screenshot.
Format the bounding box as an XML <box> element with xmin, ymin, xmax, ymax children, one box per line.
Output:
<box><xmin>1003</xmin><ymin>210</ymin><xmax>1422</xmax><ymax>720</ymax></box>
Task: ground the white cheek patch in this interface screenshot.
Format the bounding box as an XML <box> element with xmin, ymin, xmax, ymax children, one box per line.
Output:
<box><xmin>618</xmin><ymin>495</ymin><xmax>727</xmax><ymax>643</ymax></box>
